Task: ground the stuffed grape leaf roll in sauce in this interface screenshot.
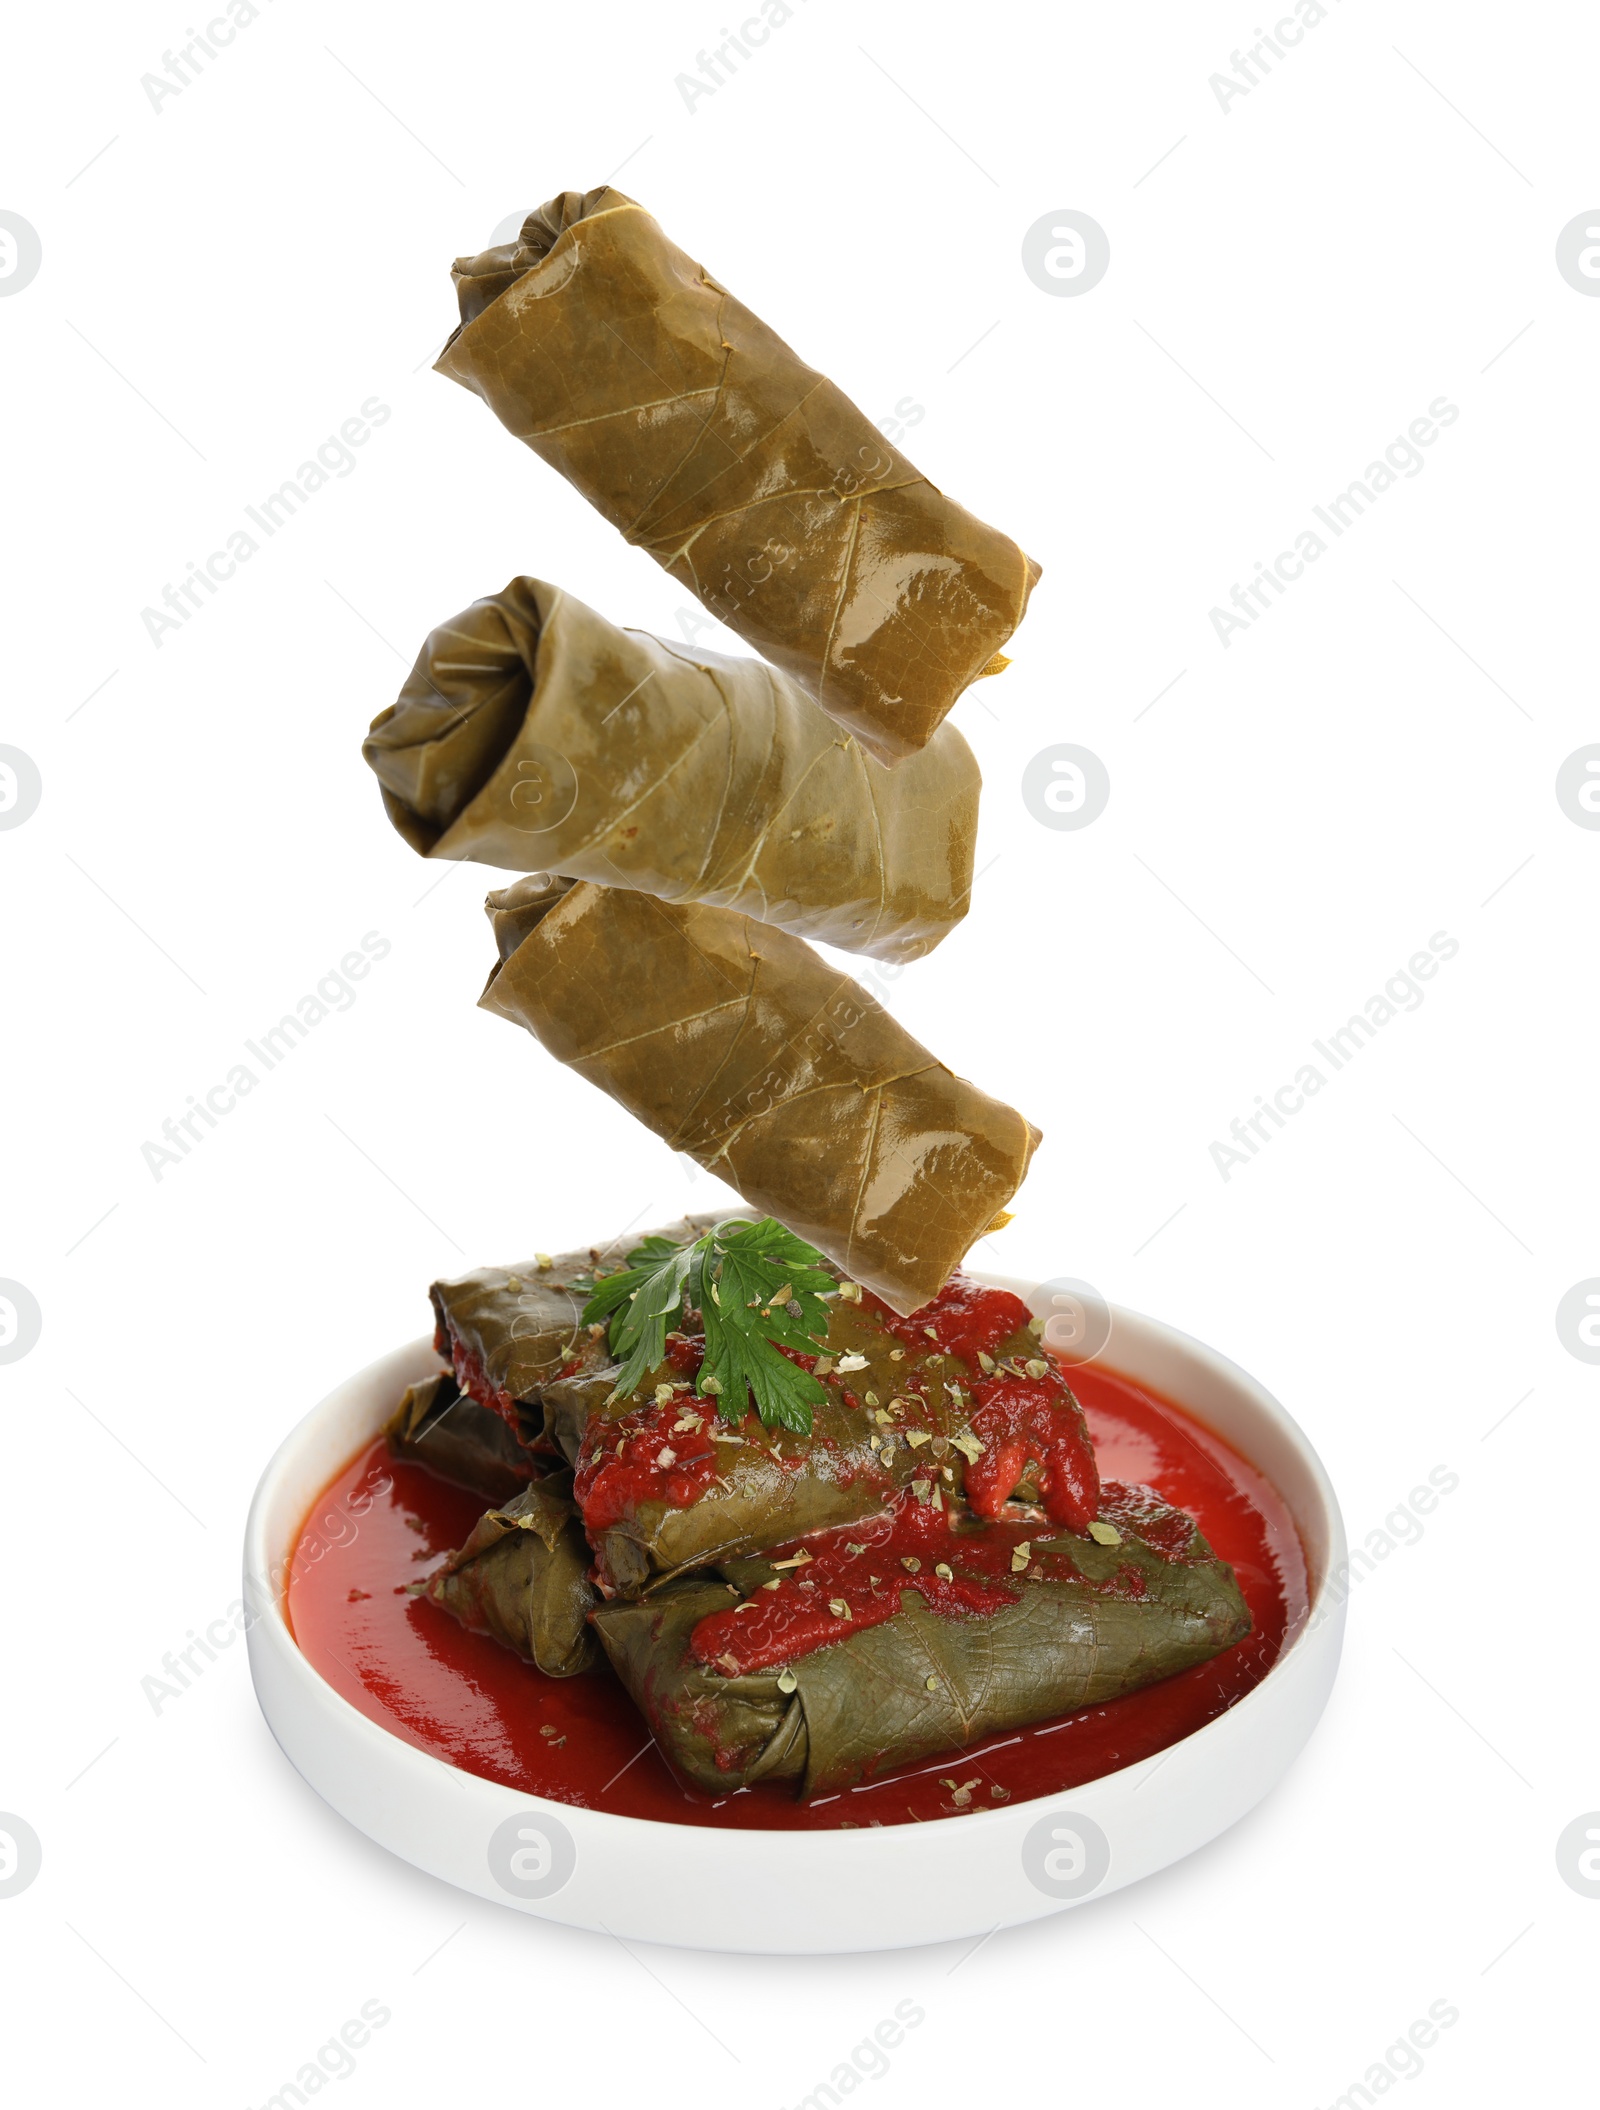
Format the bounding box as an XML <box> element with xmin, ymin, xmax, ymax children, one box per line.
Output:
<box><xmin>426</xmin><ymin>1216</ymin><xmax>734</xmax><ymax>1448</ymax></box>
<box><xmin>384</xmin><ymin>1371</ymin><xmax>540</xmax><ymax>1506</ymax></box>
<box><xmin>424</xmin><ymin>1469</ymin><xmax>600</xmax><ymax>1678</ymax></box>
<box><xmin>430</xmin><ymin>1240</ymin><xmax>1098</xmax><ymax>1600</ymax></box>
<box><xmin>592</xmin><ymin>1488</ymin><xmax>1251</xmax><ymax>1798</ymax></box>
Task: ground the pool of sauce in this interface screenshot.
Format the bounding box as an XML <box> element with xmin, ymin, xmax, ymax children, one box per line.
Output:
<box><xmin>288</xmin><ymin>1361</ymin><xmax>1308</xmax><ymax>1829</ymax></box>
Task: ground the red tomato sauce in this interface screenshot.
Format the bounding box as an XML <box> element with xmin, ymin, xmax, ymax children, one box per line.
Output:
<box><xmin>287</xmin><ymin>1361</ymin><xmax>1308</xmax><ymax>1829</ymax></box>
<box><xmin>686</xmin><ymin>1482</ymin><xmax>1187</xmax><ymax>1678</ymax></box>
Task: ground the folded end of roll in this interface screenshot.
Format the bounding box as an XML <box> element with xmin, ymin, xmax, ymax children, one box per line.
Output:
<box><xmin>482</xmin><ymin>872</ymin><xmax>574</xmax><ymax>979</ymax></box>
<box><xmin>855</xmin><ymin>1106</ymin><xmax>1042</xmax><ymax>1317</ymax></box>
<box><xmin>443</xmin><ymin>187</ymin><xmax>643</xmax><ymax>337</ymax></box>
<box><xmin>363</xmin><ymin>580</ymin><xmax>545</xmax><ymax>856</ymax></box>
<box><xmin>368</xmin><ymin>781</ymin><xmax>443</xmax><ymax>858</ymax></box>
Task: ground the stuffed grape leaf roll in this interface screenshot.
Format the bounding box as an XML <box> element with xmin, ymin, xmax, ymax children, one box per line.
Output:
<box><xmin>541</xmin><ymin>1268</ymin><xmax>1099</xmax><ymax>1597</ymax></box>
<box><xmin>592</xmin><ymin>1489</ymin><xmax>1252</xmax><ymax>1798</ymax></box>
<box><xmin>425</xmin><ymin>1470</ymin><xmax>599</xmax><ymax>1677</ymax></box>
<box><xmin>363</xmin><ymin>577</ymin><xmax>981</xmax><ymax>965</ymax></box>
<box><xmin>428</xmin><ymin>1214</ymin><xmax>736</xmax><ymax>1447</ymax></box>
<box><xmin>427</xmin><ymin>1242</ymin><xmax>1098</xmax><ymax>1600</ymax></box>
<box><xmin>477</xmin><ymin>875</ymin><xmax>1040</xmax><ymax>1315</ymax></box>
<box><xmin>437</xmin><ymin>188</ymin><xmax>1040</xmax><ymax>765</ymax></box>
<box><xmin>384</xmin><ymin>1371</ymin><xmax>539</xmax><ymax>1505</ymax></box>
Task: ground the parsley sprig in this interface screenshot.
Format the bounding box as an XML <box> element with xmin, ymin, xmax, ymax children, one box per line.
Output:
<box><xmin>581</xmin><ymin>1218</ymin><xmax>837</xmax><ymax>1434</ymax></box>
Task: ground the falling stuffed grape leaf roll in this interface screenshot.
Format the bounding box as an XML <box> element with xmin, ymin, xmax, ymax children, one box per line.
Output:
<box><xmin>437</xmin><ymin>188</ymin><xmax>1040</xmax><ymax>765</ymax></box>
<box><xmin>476</xmin><ymin>876</ymin><xmax>1040</xmax><ymax>1316</ymax></box>
<box><xmin>362</xmin><ymin>576</ymin><xmax>980</xmax><ymax>963</ymax></box>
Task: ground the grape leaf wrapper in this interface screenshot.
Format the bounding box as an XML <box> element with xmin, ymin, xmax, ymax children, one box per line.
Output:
<box><xmin>437</xmin><ymin>192</ymin><xmax>1040</xmax><ymax>766</ymax></box>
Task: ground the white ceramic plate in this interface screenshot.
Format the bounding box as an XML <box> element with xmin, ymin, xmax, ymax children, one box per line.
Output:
<box><xmin>245</xmin><ymin>1280</ymin><xmax>1346</xmax><ymax>1953</ymax></box>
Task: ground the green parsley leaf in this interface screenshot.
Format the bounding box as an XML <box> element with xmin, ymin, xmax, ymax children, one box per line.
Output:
<box><xmin>699</xmin><ymin>1278</ymin><xmax>827</xmax><ymax>1435</ymax></box>
<box><xmin>602</xmin><ymin>1243</ymin><xmax>699</xmax><ymax>1405</ymax></box>
<box><xmin>577</xmin><ymin>1266</ymin><xmax>644</xmax><ymax>1326</ymax></box>
<box><xmin>572</xmin><ymin>1232</ymin><xmax>684</xmax><ymax>1313</ymax></box>
<box><xmin>585</xmin><ymin>1218</ymin><xmax>835</xmax><ymax>1433</ymax></box>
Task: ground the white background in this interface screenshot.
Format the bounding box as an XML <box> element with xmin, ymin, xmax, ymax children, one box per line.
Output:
<box><xmin>2</xmin><ymin>0</ymin><xmax>1594</xmax><ymax>2101</ymax></box>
